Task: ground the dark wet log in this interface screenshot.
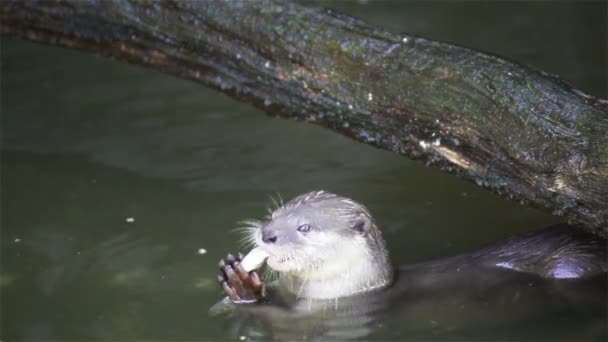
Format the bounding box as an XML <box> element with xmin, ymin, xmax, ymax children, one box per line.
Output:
<box><xmin>1</xmin><ymin>0</ymin><xmax>607</xmax><ymax>235</ymax></box>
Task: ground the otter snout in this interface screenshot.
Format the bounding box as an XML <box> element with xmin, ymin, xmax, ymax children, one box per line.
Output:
<box><xmin>262</xmin><ymin>226</ymin><xmax>278</xmax><ymax>244</ymax></box>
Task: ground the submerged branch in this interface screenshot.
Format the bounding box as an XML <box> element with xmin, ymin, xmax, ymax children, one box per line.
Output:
<box><xmin>1</xmin><ymin>0</ymin><xmax>607</xmax><ymax>235</ymax></box>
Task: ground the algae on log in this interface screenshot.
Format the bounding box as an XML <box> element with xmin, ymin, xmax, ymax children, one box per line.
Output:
<box><xmin>1</xmin><ymin>0</ymin><xmax>607</xmax><ymax>235</ymax></box>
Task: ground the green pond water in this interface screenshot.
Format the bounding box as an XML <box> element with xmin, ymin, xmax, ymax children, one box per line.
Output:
<box><xmin>1</xmin><ymin>1</ymin><xmax>606</xmax><ymax>341</ymax></box>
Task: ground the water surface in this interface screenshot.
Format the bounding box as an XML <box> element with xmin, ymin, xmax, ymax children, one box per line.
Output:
<box><xmin>1</xmin><ymin>1</ymin><xmax>605</xmax><ymax>340</ymax></box>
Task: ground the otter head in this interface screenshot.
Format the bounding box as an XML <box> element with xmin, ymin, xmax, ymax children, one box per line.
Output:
<box><xmin>243</xmin><ymin>191</ymin><xmax>393</xmax><ymax>299</ymax></box>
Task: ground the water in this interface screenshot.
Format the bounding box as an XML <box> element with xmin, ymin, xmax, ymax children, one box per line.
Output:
<box><xmin>1</xmin><ymin>1</ymin><xmax>605</xmax><ymax>340</ymax></box>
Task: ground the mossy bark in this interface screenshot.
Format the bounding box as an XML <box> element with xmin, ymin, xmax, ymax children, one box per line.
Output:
<box><xmin>2</xmin><ymin>0</ymin><xmax>607</xmax><ymax>235</ymax></box>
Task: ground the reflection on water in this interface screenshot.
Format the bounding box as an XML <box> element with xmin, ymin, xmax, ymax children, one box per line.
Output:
<box><xmin>1</xmin><ymin>0</ymin><xmax>605</xmax><ymax>340</ymax></box>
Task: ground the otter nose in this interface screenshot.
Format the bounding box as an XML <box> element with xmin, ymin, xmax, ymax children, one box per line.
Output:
<box><xmin>262</xmin><ymin>229</ymin><xmax>278</xmax><ymax>244</ymax></box>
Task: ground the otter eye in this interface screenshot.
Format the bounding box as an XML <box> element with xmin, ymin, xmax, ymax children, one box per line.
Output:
<box><xmin>297</xmin><ymin>224</ymin><xmax>311</xmax><ymax>233</ymax></box>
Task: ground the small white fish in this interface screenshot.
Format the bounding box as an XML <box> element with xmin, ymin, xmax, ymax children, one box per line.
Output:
<box><xmin>240</xmin><ymin>246</ymin><xmax>268</xmax><ymax>272</ymax></box>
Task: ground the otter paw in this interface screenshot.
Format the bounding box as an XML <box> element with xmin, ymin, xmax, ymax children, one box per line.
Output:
<box><xmin>218</xmin><ymin>253</ymin><xmax>266</xmax><ymax>304</ymax></box>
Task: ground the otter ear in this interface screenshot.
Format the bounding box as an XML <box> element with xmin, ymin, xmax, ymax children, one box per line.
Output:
<box><xmin>352</xmin><ymin>218</ymin><xmax>371</xmax><ymax>236</ymax></box>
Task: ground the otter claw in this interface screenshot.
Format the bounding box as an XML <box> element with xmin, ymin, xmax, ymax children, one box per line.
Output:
<box><xmin>250</xmin><ymin>272</ymin><xmax>263</xmax><ymax>289</ymax></box>
<box><xmin>234</xmin><ymin>262</ymin><xmax>250</xmax><ymax>280</ymax></box>
<box><xmin>222</xmin><ymin>282</ymin><xmax>239</xmax><ymax>301</ymax></box>
<box><xmin>225</xmin><ymin>265</ymin><xmax>244</xmax><ymax>291</ymax></box>
<box><xmin>226</xmin><ymin>253</ymin><xmax>236</xmax><ymax>263</ymax></box>
<box><xmin>218</xmin><ymin>252</ymin><xmax>266</xmax><ymax>304</ymax></box>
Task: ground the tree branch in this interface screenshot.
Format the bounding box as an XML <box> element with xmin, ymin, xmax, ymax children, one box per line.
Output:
<box><xmin>2</xmin><ymin>0</ymin><xmax>607</xmax><ymax>235</ymax></box>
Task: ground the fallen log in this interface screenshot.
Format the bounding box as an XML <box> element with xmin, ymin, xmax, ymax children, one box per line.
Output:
<box><xmin>1</xmin><ymin>0</ymin><xmax>607</xmax><ymax>235</ymax></box>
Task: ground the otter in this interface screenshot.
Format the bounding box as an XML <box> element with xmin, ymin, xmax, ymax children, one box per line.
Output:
<box><xmin>212</xmin><ymin>191</ymin><xmax>607</xmax><ymax>340</ymax></box>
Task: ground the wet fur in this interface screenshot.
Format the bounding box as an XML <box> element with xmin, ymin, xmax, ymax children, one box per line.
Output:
<box><xmin>239</xmin><ymin>191</ymin><xmax>605</xmax><ymax>301</ymax></box>
<box><xmin>240</xmin><ymin>191</ymin><xmax>392</xmax><ymax>299</ymax></box>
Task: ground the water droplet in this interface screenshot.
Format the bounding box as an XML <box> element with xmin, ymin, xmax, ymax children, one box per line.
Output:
<box><xmin>367</xmin><ymin>93</ymin><xmax>373</xmax><ymax>101</ymax></box>
<box><xmin>264</xmin><ymin>61</ymin><xmax>270</xmax><ymax>68</ymax></box>
<box><xmin>198</xmin><ymin>248</ymin><xmax>207</xmax><ymax>255</ymax></box>
<box><xmin>126</xmin><ymin>217</ymin><xmax>135</xmax><ymax>223</ymax></box>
